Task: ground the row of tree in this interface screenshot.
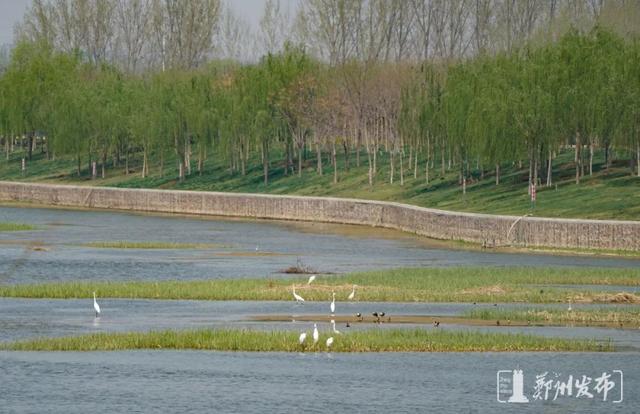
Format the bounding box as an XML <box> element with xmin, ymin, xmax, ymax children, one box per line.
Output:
<box><xmin>1</xmin><ymin>26</ymin><xmax>639</xmax><ymax>189</ymax></box>
<box><xmin>16</xmin><ymin>0</ymin><xmax>640</xmax><ymax>72</ymax></box>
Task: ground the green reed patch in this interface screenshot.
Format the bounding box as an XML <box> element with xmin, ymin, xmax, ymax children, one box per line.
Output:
<box><xmin>2</xmin><ymin>266</ymin><xmax>639</xmax><ymax>304</ymax></box>
<box><xmin>81</xmin><ymin>241</ymin><xmax>223</xmax><ymax>249</ymax></box>
<box><xmin>0</xmin><ymin>328</ymin><xmax>610</xmax><ymax>352</ymax></box>
<box><xmin>0</xmin><ymin>222</ymin><xmax>36</xmax><ymax>231</ymax></box>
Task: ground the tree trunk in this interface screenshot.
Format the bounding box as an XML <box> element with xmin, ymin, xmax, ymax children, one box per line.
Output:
<box><xmin>589</xmin><ymin>139</ymin><xmax>594</xmax><ymax>176</ymax></box>
<box><xmin>159</xmin><ymin>151</ymin><xmax>164</xmax><ymax>178</ymax></box>
<box><xmin>546</xmin><ymin>149</ymin><xmax>552</xmax><ymax>186</ymax></box>
<box><xmin>316</xmin><ymin>143</ymin><xmax>322</xmax><ymax>176</ymax></box>
<box><xmin>263</xmin><ymin>140</ymin><xmax>269</xmax><ymax>186</ymax></box>
<box><xmin>389</xmin><ymin>151</ymin><xmax>394</xmax><ymax>184</ymax></box>
<box><xmin>142</xmin><ymin>148</ymin><xmax>148</xmax><ymax>178</ymax></box>
<box><xmin>332</xmin><ymin>141</ymin><xmax>337</xmax><ymax>184</ymax></box>
<box><xmin>27</xmin><ymin>133</ymin><xmax>33</xmax><ymax>160</ymax></box>
<box><xmin>400</xmin><ymin>150</ymin><xmax>404</xmax><ymax>186</ymax></box>
<box><xmin>440</xmin><ymin>142</ymin><xmax>445</xmax><ymax>177</ymax></box>
<box><xmin>297</xmin><ymin>144</ymin><xmax>303</xmax><ymax>178</ymax></box>
<box><xmin>366</xmin><ymin>149</ymin><xmax>373</xmax><ymax>186</ymax></box>
<box><xmin>77</xmin><ymin>155</ymin><xmax>82</xmax><ymax>177</ymax></box>
<box><xmin>495</xmin><ymin>164</ymin><xmax>500</xmax><ymax>185</ymax></box>
<box><xmin>575</xmin><ymin>131</ymin><xmax>580</xmax><ymax>184</ymax></box>
<box><xmin>342</xmin><ymin>141</ymin><xmax>350</xmax><ymax>172</ymax></box>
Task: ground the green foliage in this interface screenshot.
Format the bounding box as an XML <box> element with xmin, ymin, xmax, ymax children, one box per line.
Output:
<box><xmin>0</xmin><ymin>328</ymin><xmax>608</xmax><ymax>352</ymax></box>
<box><xmin>1</xmin><ymin>28</ymin><xmax>638</xmax><ymax>198</ymax></box>
<box><xmin>2</xmin><ymin>266</ymin><xmax>638</xmax><ymax>303</ymax></box>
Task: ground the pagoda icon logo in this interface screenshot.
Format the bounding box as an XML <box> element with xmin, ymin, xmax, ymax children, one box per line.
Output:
<box><xmin>497</xmin><ymin>369</ymin><xmax>530</xmax><ymax>403</ymax></box>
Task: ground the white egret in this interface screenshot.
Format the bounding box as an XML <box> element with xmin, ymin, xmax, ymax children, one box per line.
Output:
<box><xmin>326</xmin><ymin>337</ymin><xmax>334</xmax><ymax>348</ymax></box>
<box><xmin>331</xmin><ymin>319</ymin><xmax>341</xmax><ymax>335</ymax></box>
<box><xmin>299</xmin><ymin>332</ymin><xmax>307</xmax><ymax>345</ymax></box>
<box><xmin>312</xmin><ymin>323</ymin><xmax>319</xmax><ymax>344</ymax></box>
<box><xmin>292</xmin><ymin>286</ymin><xmax>305</xmax><ymax>303</ymax></box>
<box><xmin>347</xmin><ymin>285</ymin><xmax>356</xmax><ymax>300</ymax></box>
<box><xmin>93</xmin><ymin>291</ymin><xmax>101</xmax><ymax>318</ymax></box>
<box><xmin>330</xmin><ymin>291</ymin><xmax>336</xmax><ymax>314</ymax></box>
<box><xmin>307</xmin><ymin>275</ymin><xmax>316</xmax><ymax>285</ymax></box>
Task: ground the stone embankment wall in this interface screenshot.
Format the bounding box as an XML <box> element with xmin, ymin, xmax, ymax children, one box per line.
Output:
<box><xmin>0</xmin><ymin>181</ymin><xmax>638</xmax><ymax>251</ymax></box>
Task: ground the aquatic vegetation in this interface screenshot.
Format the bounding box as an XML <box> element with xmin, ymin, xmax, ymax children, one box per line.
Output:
<box><xmin>81</xmin><ymin>241</ymin><xmax>223</xmax><ymax>249</ymax></box>
<box><xmin>0</xmin><ymin>222</ymin><xmax>36</xmax><ymax>231</ymax></box>
<box><xmin>2</xmin><ymin>266</ymin><xmax>638</xmax><ymax>304</ymax></box>
<box><xmin>465</xmin><ymin>307</ymin><xmax>640</xmax><ymax>326</ymax></box>
<box><xmin>0</xmin><ymin>328</ymin><xmax>610</xmax><ymax>352</ymax></box>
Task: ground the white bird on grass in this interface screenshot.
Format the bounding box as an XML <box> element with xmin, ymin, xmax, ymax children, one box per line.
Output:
<box><xmin>347</xmin><ymin>285</ymin><xmax>356</xmax><ymax>300</ymax></box>
<box><xmin>292</xmin><ymin>286</ymin><xmax>305</xmax><ymax>303</ymax></box>
<box><xmin>313</xmin><ymin>323</ymin><xmax>319</xmax><ymax>344</ymax></box>
<box><xmin>299</xmin><ymin>332</ymin><xmax>307</xmax><ymax>345</ymax></box>
<box><xmin>331</xmin><ymin>319</ymin><xmax>342</xmax><ymax>335</ymax></box>
<box><xmin>330</xmin><ymin>291</ymin><xmax>336</xmax><ymax>314</ymax></box>
<box><xmin>307</xmin><ymin>275</ymin><xmax>316</xmax><ymax>285</ymax></box>
<box><xmin>326</xmin><ymin>337</ymin><xmax>334</xmax><ymax>349</ymax></box>
<box><xmin>93</xmin><ymin>291</ymin><xmax>101</xmax><ymax>318</ymax></box>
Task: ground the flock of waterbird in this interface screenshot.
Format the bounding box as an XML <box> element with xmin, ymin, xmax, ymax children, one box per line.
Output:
<box><xmin>294</xmin><ymin>274</ymin><xmax>388</xmax><ymax>351</ymax></box>
<box><xmin>89</xmin><ymin>274</ymin><xmax>388</xmax><ymax>351</ymax></box>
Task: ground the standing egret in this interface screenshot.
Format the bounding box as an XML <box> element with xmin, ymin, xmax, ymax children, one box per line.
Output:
<box><xmin>330</xmin><ymin>291</ymin><xmax>336</xmax><ymax>314</ymax></box>
<box><xmin>299</xmin><ymin>332</ymin><xmax>307</xmax><ymax>345</ymax></box>
<box><xmin>292</xmin><ymin>286</ymin><xmax>305</xmax><ymax>303</ymax></box>
<box><xmin>93</xmin><ymin>292</ymin><xmax>101</xmax><ymax>318</ymax></box>
<box><xmin>307</xmin><ymin>275</ymin><xmax>316</xmax><ymax>285</ymax></box>
<box><xmin>347</xmin><ymin>285</ymin><xmax>356</xmax><ymax>300</ymax></box>
<box><xmin>312</xmin><ymin>323</ymin><xmax>319</xmax><ymax>344</ymax></box>
<box><xmin>331</xmin><ymin>319</ymin><xmax>341</xmax><ymax>335</ymax></box>
<box><xmin>326</xmin><ymin>337</ymin><xmax>334</xmax><ymax>349</ymax></box>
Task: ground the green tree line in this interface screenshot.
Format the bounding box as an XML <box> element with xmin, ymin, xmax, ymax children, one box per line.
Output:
<box><xmin>1</xmin><ymin>27</ymin><xmax>639</xmax><ymax>190</ymax></box>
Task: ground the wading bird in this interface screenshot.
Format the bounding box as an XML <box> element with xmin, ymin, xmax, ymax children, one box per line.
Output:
<box><xmin>330</xmin><ymin>319</ymin><xmax>341</xmax><ymax>335</ymax></box>
<box><xmin>307</xmin><ymin>275</ymin><xmax>316</xmax><ymax>285</ymax></box>
<box><xmin>93</xmin><ymin>292</ymin><xmax>101</xmax><ymax>318</ymax></box>
<box><xmin>330</xmin><ymin>292</ymin><xmax>336</xmax><ymax>314</ymax></box>
<box><xmin>326</xmin><ymin>337</ymin><xmax>334</xmax><ymax>349</ymax></box>
<box><xmin>292</xmin><ymin>286</ymin><xmax>305</xmax><ymax>303</ymax></box>
<box><xmin>313</xmin><ymin>323</ymin><xmax>319</xmax><ymax>344</ymax></box>
<box><xmin>356</xmin><ymin>312</ymin><xmax>363</xmax><ymax>321</ymax></box>
<box><xmin>299</xmin><ymin>332</ymin><xmax>307</xmax><ymax>345</ymax></box>
<box><xmin>347</xmin><ymin>285</ymin><xmax>356</xmax><ymax>300</ymax></box>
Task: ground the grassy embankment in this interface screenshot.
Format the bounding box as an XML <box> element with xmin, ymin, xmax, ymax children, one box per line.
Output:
<box><xmin>2</xmin><ymin>147</ymin><xmax>639</xmax><ymax>220</ymax></box>
<box><xmin>0</xmin><ymin>328</ymin><xmax>610</xmax><ymax>352</ymax></box>
<box><xmin>2</xmin><ymin>267</ymin><xmax>638</xmax><ymax>304</ymax></box>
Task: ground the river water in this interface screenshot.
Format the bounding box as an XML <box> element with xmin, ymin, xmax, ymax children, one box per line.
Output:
<box><xmin>1</xmin><ymin>351</ymin><xmax>637</xmax><ymax>413</ymax></box>
<box><xmin>1</xmin><ymin>204</ymin><xmax>639</xmax><ymax>412</ymax></box>
<box><xmin>0</xmin><ymin>205</ymin><xmax>638</xmax><ymax>284</ymax></box>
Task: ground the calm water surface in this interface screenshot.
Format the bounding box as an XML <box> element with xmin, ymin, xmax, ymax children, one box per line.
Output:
<box><xmin>1</xmin><ymin>351</ymin><xmax>638</xmax><ymax>413</ymax></box>
<box><xmin>1</xmin><ymin>205</ymin><xmax>639</xmax><ymax>284</ymax></box>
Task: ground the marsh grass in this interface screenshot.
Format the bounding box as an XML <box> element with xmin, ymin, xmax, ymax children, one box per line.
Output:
<box><xmin>466</xmin><ymin>307</ymin><xmax>640</xmax><ymax>326</ymax></box>
<box><xmin>0</xmin><ymin>328</ymin><xmax>609</xmax><ymax>352</ymax></box>
<box><xmin>0</xmin><ymin>222</ymin><xmax>36</xmax><ymax>231</ymax></box>
<box><xmin>2</xmin><ymin>267</ymin><xmax>638</xmax><ymax>303</ymax></box>
<box><xmin>81</xmin><ymin>241</ymin><xmax>223</xmax><ymax>249</ymax></box>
